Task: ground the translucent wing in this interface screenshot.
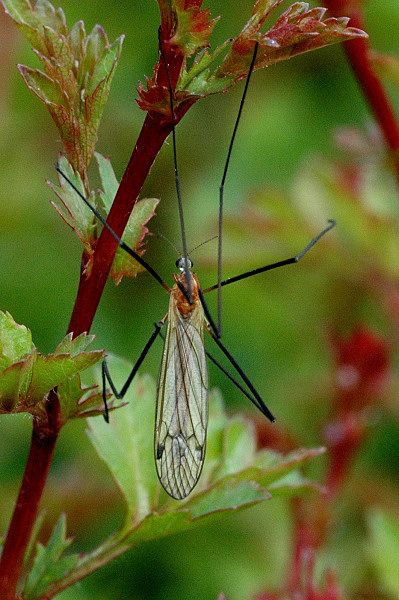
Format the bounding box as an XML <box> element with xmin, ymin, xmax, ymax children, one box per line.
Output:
<box><xmin>155</xmin><ymin>296</ymin><xmax>208</xmax><ymax>499</ymax></box>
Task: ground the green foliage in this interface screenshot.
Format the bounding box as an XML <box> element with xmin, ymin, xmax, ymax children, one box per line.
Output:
<box><xmin>23</xmin><ymin>515</ymin><xmax>78</xmax><ymax>600</ymax></box>
<box><xmin>51</xmin><ymin>155</ymin><xmax>159</xmax><ymax>284</ymax></box>
<box><xmin>138</xmin><ymin>0</ymin><xmax>367</xmax><ymax>113</ymax></box>
<box><xmin>78</xmin><ymin>360</ymin><xmax>324</xmax><ymax>578</ymax></box>
<box><xmin>95</xmin><ymin>153</ymin><xmax>160</xmax><ymax>284</ymax></box>
<box><xmin>0</xmin><ymin>311</ymin><xmax>104</xmax><ymax>420</ymax></box>
<box><xmin>1</xmin><ymin>0</ymin><xmax>123</xmax><ymax>180</ymax></box>
<box><xmin>369</xmin><ymin>510</ymin><xmax>399</xmax><ymax>599</ymax></box>
<box><xmin>218</xmin><ymin>2</ymin><xmax>368</xmax><ymax>79</ymax></box>
<box><xmin>8</xmin><ymin>363</ymin><xmax>324</xmax><ymax>598</ymax></box>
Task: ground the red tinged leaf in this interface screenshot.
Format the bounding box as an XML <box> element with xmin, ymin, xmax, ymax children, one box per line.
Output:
<box><xmin>141</xmin><ymin>1</ymin><xmax>367</xmax><ymax>116</ymax></box>
<box><xmin>219</xmin><ymin>2</ymin><xmax>367</xmax><ymax>80</ymax></box>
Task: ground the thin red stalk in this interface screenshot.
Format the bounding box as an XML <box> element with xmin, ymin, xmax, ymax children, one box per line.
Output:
<box><xmin>287</xmin><ymin>498</ymin><xmax>316</xmax><ymax>594</ymax></box>
<box><xmin>0</xmin><ymin>394</ymin><xmax>60</xmax><ymax>599</ymax></box>
<box><xmin>68</xmin><ymin>113</ymin><xmax>173</xmax><ymax>336</ymax></box>
<box><xmin>324</xmin><ymin>1</ymin><xmax>399</xmax><ymax>185</ymax></box>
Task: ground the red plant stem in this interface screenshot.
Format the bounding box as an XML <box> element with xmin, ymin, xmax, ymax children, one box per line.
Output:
<box><xmin>0</xmin><ymin>395</ymin><xmax>60</xmax><ymax>599</ymax></box>
<box><xmin>324</xmin><ymin>1</ymin><xmax>399</xmax><ymax>184</ymax></box>
<box><xmin>68</xmin><ymin>113</ymin><xmax>173</xmax><ymax>336</ymax></box>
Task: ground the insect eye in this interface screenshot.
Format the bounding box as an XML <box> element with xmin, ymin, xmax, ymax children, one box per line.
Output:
<box><xmin>175</xmin><ymin>257</ymin><xmax>193</xmax><ymax>270</ymax></box>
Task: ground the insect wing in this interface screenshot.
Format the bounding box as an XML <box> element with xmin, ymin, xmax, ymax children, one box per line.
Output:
<box><xmin>155</xmin><ymin>297</ymin><xmax>208</xmax><ymax>499</ymax></box>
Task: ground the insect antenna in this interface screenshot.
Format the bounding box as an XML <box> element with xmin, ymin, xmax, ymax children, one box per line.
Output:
<box><xmin>217</xmin><ymin>41</ymin><xmax>259</xmax><ymax>337</ymax></box>
<box><xmin>158</xmin><ymin>29</ymin><xmax>193</xmax><ymax>303</ymax></box>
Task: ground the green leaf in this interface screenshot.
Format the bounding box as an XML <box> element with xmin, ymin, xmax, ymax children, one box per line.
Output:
<box><xmin>0</xmin><ymin>311</ymin><xmax>104</xmax><ymax>419</ymax></box>
<box><xmin>54</xmin><ymin>331</ymin><xmax>96</xmax><ymax>356</ymax></box>
<box><xmin>218</xmin><ymin>3</ymin><xmax>368</xmax><ymax>81</ymax></box>
<box><xmin>369</xmin><ymin>509</ymin><xmax>399</xmax><ymax>599</ymax></box>
<box><xmin>184</xmin><ymin>478</ymin><xmax>271</xmax><ymax>518</ymax></box>
<box><xmin>4</xmin><ymin>0</ymin><xmax>123</xmax><ymax>177</ymax></box>
<box><xmin>50</xmin><ymin>155</ymin><xmax>159</xmax><ymax>284</ymax></box>
<box><xmin>23</xmin><ymin>515</ymin><xmax>78</xmax><ymax>600</ymax></box>
<box><xmin>28</xmin><ymin>348</ymin><xmax>103</xmax><ymax>406</ymax></box>
<box><xmin>0</xmin><ymin>310</ymin><xmax>33</xmax><ymax>371</ymax></box>
<box><xmin>95</xmin><ymin>151</ymin><xmax>118</xmax><ymax>206</ymax></box>
<box><xmin>87</xmin><ymin>361</ymin><xmax>159</xmax><ymax>522</ymax></box>
<box><xmin>49</xmin><ymin>156</ymin><xmax>96</xmax><ymax>252</ymax></box>
<box><xmin>111</xmin><ymin>197</ymin><xmax>160</xmax><ymax>284</ymax></box>
<box><xmin>214</xmin><ymin>416</ymin><xmax>256</xmax><ymax>479</ymax></box>
<box><xmin>94</xmin><ymin>152</ymin><xmax>159</xmax><ymax>284</ymax></box>
<box><xmin>18</xmin><ymin>64</ymin><xmax>66</xmax><ymax>105</ymax></box>
<box><xmin>141</xmin><ymin>1</ymin><xmax>367</xmax><ymax>114</ymax></box>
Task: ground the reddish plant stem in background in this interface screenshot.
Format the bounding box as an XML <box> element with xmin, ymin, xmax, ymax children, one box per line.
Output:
<box><xmin>0</xmin><ymin>393</ymin><xmax>61</xmax><ymax>600</ymax></box>
<box><xmin>324</xmin><ymin>1</ymin><xmax>399</xmax><ymax>185</ymax></box>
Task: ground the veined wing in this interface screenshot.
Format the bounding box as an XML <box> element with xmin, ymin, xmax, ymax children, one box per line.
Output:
<box><xmin>155</xmin><ymin>296</ymin><xmax>208</xmax><ymax>499</ymax></box>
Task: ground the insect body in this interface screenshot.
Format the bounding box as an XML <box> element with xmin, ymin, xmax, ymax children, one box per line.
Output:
<box><xmin>56</xmin><ymin>38</ymin><xmax>336</xmax><ymax>500</ymax></box>
<box><xmin>156</xmin><ymin>266</ymin><xmax>208</xmax><ymax>499</ymax></box>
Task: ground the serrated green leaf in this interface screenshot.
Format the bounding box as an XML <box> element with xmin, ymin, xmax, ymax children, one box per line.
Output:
<box><xmin>50</xmin><ymin>156</ymin><xmax>95</xmax><ymax>250</ymax></box>
<box><xmin>0</xmin><ymin>310</ymin><xmax>33</xmax><ymax>371</ymax></box>
<box><xmin>57</xmin><ymin>374</ymin><xmax>97</xmax><ymax>420</ymax></box>
<box><xmin>111</xmin><ymin>197</ymin><xmax>159</xmax><ymax>284</ymax></box>
<box><xmin>95</xmin><ymin>152</ymin><xmax>118</xmax><ymax>207</ymax></box>
<box><xmin>5</xmin><ymin>1</ymin><xmax>123</xmax><ymax>176</ymax></box>
<box><xmin>0</xmin><ymin>311</ymin><xmax>104</xmax><ymax>418</ymax></box>
<box><xmin>0</xmin><ymin>356</ymin><xmax>34</xmax><ymax>414</ymax></box>
<box><xmin>18</xmin><ymin>64</ymin><xmax>66</xmax><ymax>105</ymax></box>
<box><xmin>55</xmin><ymin>332</ymin><xmax>96</xmax><ymax>356</ymax></box>
<box><xmin>216</xmin><ymin>416</ymin><xmax>256</xmax><ymax>479</ymax></box>
<box><xmin>23</xmin><ymin>515</ymin><xmax>78</xmax><ymax>600</ymax></box>
<box><xmin>87</xmin><ymin>361</ymin><xmax>158</xmax><ymax>522</ymax></box>
<box><xmin>28</xmin><ymin>350</ymin><xmax>103</xmax><ymax>405</ymax></box>
<box><xmin>369</xmin><ymin>510</ymin><xmax>399</xmax><ymax>598</ymax></box>
<box><xmin>184</xmin><ymin>478</ymin><xmax>271</xmax><ymax>518</ymax></box>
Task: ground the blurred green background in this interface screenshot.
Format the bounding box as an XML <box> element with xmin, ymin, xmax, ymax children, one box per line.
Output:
<box><xmin>1</xmin><ymin>1</ymin><xmax>399</xmax><ymax>599</ymax></box>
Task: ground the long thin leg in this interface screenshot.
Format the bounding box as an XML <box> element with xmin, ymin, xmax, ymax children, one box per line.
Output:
<box><xmin>158</xmin><ymin>28</ymin><xmax>193</xmax><ymax>303</ymax></box>
<box><xmin>203</xmin><ymin>219</ymin><xmax>336</xmax><ymax>293</ymax></box>
<box><xmin>208</xmin><ymin>326</ymin><xmax>275</xmax><ymax>423</ymax></box>
<box><xmin>102</xmin><ymin>319</ymin><xmax>165</xmax><ymax>422</ymax></box>
<box><xmin>198</xmin><ymin>287</ymin><xmax>219</xmax><ymax>339</ymax></box>
<box><xmin>55</xmin><ymin>166</ymin><xmax>170</xmax><ymax>293</ymax></box>
<box><xmin>217</xmin><ymin>41</ymin><xmax>260</xmax><ymax>336</ymax></box>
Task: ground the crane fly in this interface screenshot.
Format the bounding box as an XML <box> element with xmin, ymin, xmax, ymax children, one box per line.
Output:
<box><xmin>56</xmin><ymin>38</ymin><xmax>335</xmax><ymax>500</ymax></box>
